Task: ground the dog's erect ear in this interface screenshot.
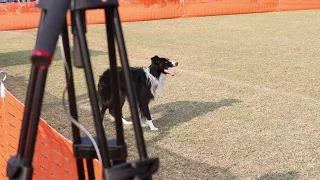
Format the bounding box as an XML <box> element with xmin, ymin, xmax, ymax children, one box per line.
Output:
<box><xmin>151</xmin><ymin>55</ymin><xmax>160</xmax><ymax>64</ymax></box>
<box><xmin>151</xmin><ymin>55</ymin><xmax>159</xmax><ymax>61</ymax></box>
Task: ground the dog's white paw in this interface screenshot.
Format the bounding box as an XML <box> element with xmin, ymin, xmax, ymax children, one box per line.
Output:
<box><xmin>150</xmin><ymin>127</ymin><xmax>159</xmax><ymax>131</ymax></box>
<box><xmin>110</xmin><ymin>115</ymin><xmax>115</xmax><ymax>122</ymax></box>
<box><xmin>140</xmin><ymin>117</ymin><xmax>148</xmax><ymax>127</ymax></box>
<box><xmin>141</xmin><ymin>121</ymin><xmax>148</xmax><ymax>127</ymax></box>
<box><xmin>122</xmin><ymin>118</ymin><xmax>132</xmax><ymax>125</ymax></box>
<box><xmin>110</xmin><ymin>115</ymin><xmax>132</xmax><ymax>125</ymax></box>
<box><xmin>147</xmin><ymin>120</ymin><xmax>158</xmax><ymax>131</ymax></box>
<box><xmin>102</xmin><ymin>120</ymin><xmax>107</xmax><ymax>128</ymax></box>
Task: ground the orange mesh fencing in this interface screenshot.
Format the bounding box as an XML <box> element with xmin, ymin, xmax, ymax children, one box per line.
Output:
<box><xmin>279</xmin><ymin>0</ymin><xmax>320</xmax><ymax>11</ymax></box>
<box><xmin>1</xmin><ymin>0</ymin><xmax>320</xmax><ymax>31</ymax></box>
<box><xmin>0</xmin><ymin>89</ymin><xmax>103</xmax><ymax>180</ymax></box>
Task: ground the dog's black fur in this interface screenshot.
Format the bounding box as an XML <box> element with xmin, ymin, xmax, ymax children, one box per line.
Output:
<box><xmin>98</xmin><ymin>55</ymin><xmax>178</xmax><ymax>130</ymax></box>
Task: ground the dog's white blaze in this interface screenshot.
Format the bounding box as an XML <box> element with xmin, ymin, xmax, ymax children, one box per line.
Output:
<box><xmin>143</xmin><ymin>68</ymin><xmax>166</xmax><ymax>97</ymax></box>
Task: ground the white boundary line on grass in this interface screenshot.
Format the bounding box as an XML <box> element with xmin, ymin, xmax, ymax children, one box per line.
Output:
<box><xmin>179</xmin><ymin>69</ymin><xmax>320</xmax><ymax>105</ymax></box>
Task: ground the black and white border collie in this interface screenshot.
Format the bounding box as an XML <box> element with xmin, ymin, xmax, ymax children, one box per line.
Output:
<box><xmin>98</xmin><ymin>55</ymin><xmax>178</xmax><ymax>131</ymax></box>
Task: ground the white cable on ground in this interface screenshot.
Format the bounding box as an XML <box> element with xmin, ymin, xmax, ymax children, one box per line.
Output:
<box><xmin>58</xmin><ymin>35</ymin><xmax>103</xmax><ymax>166</ymax></box>
<box><xmin>62</xmin><ymin>88</ymin><xmax>103</xmax><ymax>165</ymax></box>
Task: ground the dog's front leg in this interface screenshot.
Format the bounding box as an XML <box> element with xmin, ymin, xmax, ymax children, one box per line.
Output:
<box><xmin>140</xmin><ymin>103</ymin><xmax>158</xmax><ymax>131</ymax></box>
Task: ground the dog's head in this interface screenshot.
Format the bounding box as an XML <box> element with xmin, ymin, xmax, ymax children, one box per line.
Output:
<box><xmin>151</xmin><ymin>55</ymin><xmax>178</xmax><ymax>76</ymax></box>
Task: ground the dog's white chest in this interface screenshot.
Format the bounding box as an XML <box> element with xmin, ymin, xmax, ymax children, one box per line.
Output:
<box><xmin>157</xmin><ymin>73</ymin><xmax>166</xmax><ymax>92</ymax></box>
<box><xmin>144</xmin><ymin>68</ymin><xmax>166</xmax><ymax>97</ymax></box>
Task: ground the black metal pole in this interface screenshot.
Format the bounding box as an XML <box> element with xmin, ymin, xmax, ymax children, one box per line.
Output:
<box><xmin>71</xmin><ymin>10</ymin><xmax>86</xmax><ymax>68</ymax></box>
<box><xmin>60</xmin><ymin>20</ymin><xmax>87</xmax><ymax>180</ymax></box>
<box><xmin>33</xmin><ymin>0</ymin><xmax>70</xmax><ymax>55</ymax></box>
<box><xmin>7</xmin><ymin>0</ymin><xmax>69</xmax><ymax>178</ymax></box>
<box><xmin>22</xmin><ymin>0</ymin><xmax>70</xmax><ymax>163</ymax></box>
<box><xmin>36</xmin><ymin>10</ymin><xmax>47</xmax><ymax>42</ymax></box>
<box><xmin>86</xmin><ymin>161</ymin><xmax>95</xmax><ymax>180</ymax></box>
<box><xmin>113</xmin><ymin>8</ymin><xmax>153</xmax><ymax>180</ymax></box>
<box><xmin>112</xmin><ymin>9</ymin><xmax>148</xmax><ymax>160</ymax></box>
<box><xmin>24</xmin><ymin>68</ymin><xmax>48</xmax><ymax>166</ymax></box>
<box><xmin>105</xmin><ymin>8</ymin><xmax>126</xmax><ymax>165</ymax></box>
<box><xmin>74</xmin><ymin>9</ymin><xmax>112</xmax><ymax>168</ymax></box>
<box><xmin>16</xmin><ymin>9</ymin><xmax>47</xmax><ymax>157</ymax></box>
<box><xmin>16</xmin><ymin>65</ymin><xmax>38</xmax><ymax>157</ymax></box>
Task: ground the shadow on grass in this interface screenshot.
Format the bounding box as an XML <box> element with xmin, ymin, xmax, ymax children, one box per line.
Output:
<box><xmin>0</xmin><ymin>47</ymin><xmax>107</xmax><ymax>67</ymax></box>
<box><xmin>257</xmin><ymin>171</ymin><xmax>299</xmax><ymax>180</ymax></box>
<box><xmin>154</xmin><ymin>145</ymin><xmax>299</xmax><ymax>180</ymax></box>
<box><xmin>154</xmin><ymin>146</ymin><xmax>240</xmax><ymax>180</ymax></box>
<box><xmin>152</xmin><ymin>99</ymin><xmax>241</xmax><ymax>125</ymax></box>
<box><xmin>146</xmin><ymin>99</ymin><xmax>241</xmax><ymax>142</ymax></box>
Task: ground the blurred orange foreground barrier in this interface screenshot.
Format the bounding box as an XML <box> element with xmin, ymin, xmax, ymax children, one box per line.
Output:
<box><xmin>0</xmin><ymin>89</ymin><xmax>102</xmax><ymax>179</ymax></box>
<box><xmin>1</xmin><ymin>0</ymin><xmax>320</xmax><ymax>31</ymax></box>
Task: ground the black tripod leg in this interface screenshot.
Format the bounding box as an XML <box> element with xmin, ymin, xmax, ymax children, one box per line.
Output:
<box><xmin>112</xmin><ymin>8</ymin><xmax>153</xmax><ymax>180</ymax></box>
<box><xmin>7</xmin><ymin>0</ymin><xmax>70</xmax><ymax>177</ymax></box>
<box><xmin>86</xmin><ymin>161</ymin><xmax>95</xmax><ymax>180</ymax></box>
<box><xmin>60</xmin><ymin>19</ymin><xmax>86</xmax><ymax>180</ymax></box>
<box><xmin>16</xmin><ymin>65</ymin><xmax>38</xmax><ymax>157</ymax></box>
<box><xmin>74</xmin><ymin>9</ymin><xmax>112</xmax><ymax>169</ymax></box>
<box><xmin>7</xmin><ymin>65</ymin><xmax>39</xmax><ymax>180</ymax></box>
<box><xmin>72</xmin><ymin>10</ymin><xmax>85</xmax><ymax>68</ymax></box>
<box><xmin>105</xmin><ymin>8</ymin><xmax>126</xmax><ymax>165</ymax></box>
<box><xmin>24</xmin><ymin>0</ymin><xmax>69</xmax><ymax>161</ymax></box>
<box><xmin>112</xmin><ymin>8</ymin><xmax>149</xmax><ymax>160</ymax></box>
<box><xmin>16</xmin><ymin>9</ymin><xmax>46</xmax><ymax>158</ymax></box>
<box><xmin>8</xmin><ymin>11</ymin><xmax>46</xmax><ymax>180</ymax></box>
<box><xmin>24</xmin><ymin>66</ymin><xmax>49</xmax><ymax>166</ymax></box>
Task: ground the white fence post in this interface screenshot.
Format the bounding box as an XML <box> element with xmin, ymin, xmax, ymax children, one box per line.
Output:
<box><xmin>0</xmin><ymin>70</ymin><xmax>6</xmax><ymax>100</ymax></box>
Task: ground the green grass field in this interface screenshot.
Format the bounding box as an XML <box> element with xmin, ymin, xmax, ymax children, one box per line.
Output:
<box><xmin>1</xmin><ymin>10</ymin><xmax>320</xmax><ymax>179</ymax></box>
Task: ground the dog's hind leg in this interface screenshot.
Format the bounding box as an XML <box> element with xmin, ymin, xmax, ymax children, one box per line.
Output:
<box><xmin>109</xmin><ymin>96</ymin><xmax>132</xmax><ymax>125</ymax></box>
<box><xmin>101</xmin><ymin>105</ymin><xmax>108</xmax><ymax>120</ymax></box>
<box><xmin>120</xmin><ymin>96</ymin><xmax>132</xmax><ymax>125</ymax></box>
<box><xmin>100</xmin><ymin>104</ymin><xmax>109</xmax><ymax>127</ymax></box>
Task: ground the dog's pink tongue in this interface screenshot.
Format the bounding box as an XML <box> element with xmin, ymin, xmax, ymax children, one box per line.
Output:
<box><xmin>164</xmin><ymin>69</ymin><xmax>175</xmax><ymax>76</ymax></box>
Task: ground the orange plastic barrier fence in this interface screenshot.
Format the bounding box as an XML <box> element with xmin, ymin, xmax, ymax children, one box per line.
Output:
<box><xmin>0</xmin><ymin>89</ymin><xmax>102</xmax><ymax>180</ymax></box>
<box><xmin>1</xmin><ymin>0</ymin><xmax>320</xmax><ymax>31</ymax></box>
